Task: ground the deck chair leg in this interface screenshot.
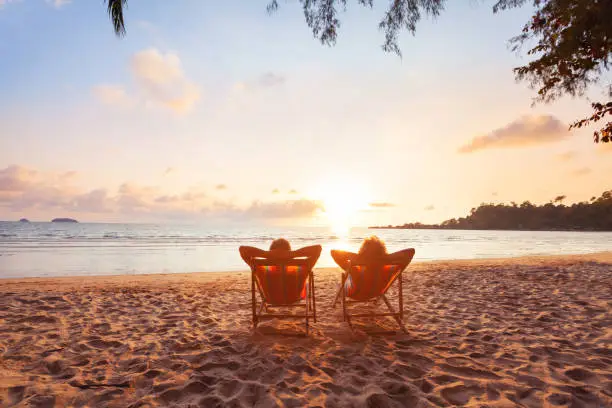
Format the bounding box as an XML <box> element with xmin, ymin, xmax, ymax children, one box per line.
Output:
<box><xmin>254</xmin><ymin>279</ymin><xmax>269</xmax><ymax>312</ymax></box>
<box><xmin>305</xmin><ymin>281</ymin><xmax>310</xmax><ymax>335</ymax></box>
<box><xmin>346</xmin><ymin>316</ymin><xmax>354</xmax><ymax>332</ymax></box>
<box><xmin>382</xmin><ymin>294</ymin><xmax>406</xmax><ymax>332</ymax></box>
<box><xmin>251</xmin><ymin>270</ymin><xmax>257</xmax><ymax>329</ymax></box>
<box><xmin>310</xmin><ymin>272</ymin><xmax>317</xmax><ymax>322</ymax></box>
<box><xmin>342</xmin><ymin>278</ymin><xmax>348</xmax><ymax>322</ymax></box>
<box><xmin>399</xmin><ymin>271</ymin><xmax>404</xmax><ymax>321</ymax></box>
<box><xmin>342</xmin><ymin>275</ymin><xmax>350</xmax><ymax>331</ymax></box>
<box><xmin>332</xmin><ymin>273</ymin><xmax>348</xmax><ymax>308</ymax></box>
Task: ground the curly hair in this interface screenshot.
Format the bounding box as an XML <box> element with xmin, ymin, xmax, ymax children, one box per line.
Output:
<box><xmin>358</xmin><ymin>235</ymin><xmax>387</xmax><ymax>260</ymax></box>
<box><xmin>269</xmin><ymin>238</ymin><xmax>291</xmax><ymax>251</ymax></box>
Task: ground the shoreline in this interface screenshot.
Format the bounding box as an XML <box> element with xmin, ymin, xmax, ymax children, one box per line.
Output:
<box><xmin>1</xmin><ymin>250</ymin><xmax>611</xmax><ymax>283</ymax></box>
<box><xmin>1</xmin><ymin>252</ymin><xmax>611</xmax><ymax>407</ymax></box>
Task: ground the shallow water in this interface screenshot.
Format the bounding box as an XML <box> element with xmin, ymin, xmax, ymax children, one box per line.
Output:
<box><xmin>1</xmin><ymin>222</ymin><xmax>611</xmax><ymax>278</ymax></box>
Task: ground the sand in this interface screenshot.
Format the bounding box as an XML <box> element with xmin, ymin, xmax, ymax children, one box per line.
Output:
<box><xmin>0</xmin><ymin>252</ymin><xmax>611</xmax><ymax>407</ymax></box>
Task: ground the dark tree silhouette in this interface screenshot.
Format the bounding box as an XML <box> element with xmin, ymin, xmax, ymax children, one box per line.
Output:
<box><xmin>494</xmin><ymin>0</ymin><xmax>612</xmax><ymax>143</ymax></box>
<box><xmin>107</xmin><ymin>0</ymin><xmax>127</xmax><ymax>36</ymax></box>
<box><xmin>371</xmin><ymin>190</ymin><xmax>612</xmax><ymax>231</ymax></box>
<box><xmin>104</xmin><ymin>0</ymin><xmax>611</xmax><ymax>143</ymax></box>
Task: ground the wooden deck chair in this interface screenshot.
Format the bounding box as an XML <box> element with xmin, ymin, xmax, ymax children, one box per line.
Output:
<box><xmin>331</xmin><ymin>249</ymin><xmax>415</xmax><ymax>331</ymax></box>
<box><xmin>239</xmin><ymin>245</ymin><xmax>321</xmax><ymax>335</ymax></box>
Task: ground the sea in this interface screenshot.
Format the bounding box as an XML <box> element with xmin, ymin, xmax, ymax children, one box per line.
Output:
<box><xmin>1</xmin><ymin>222</ymin><xmax>611</xmax><ymax>279</ymax></box>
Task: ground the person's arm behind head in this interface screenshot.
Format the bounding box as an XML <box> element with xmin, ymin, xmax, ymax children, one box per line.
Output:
<box><xmin>330</xmin><ymin>250</ymin><xmax>359</xmax><ymax>271</ymax></box>
<box><xmin>240</xmin><ymin>245</ymin><xmax>322</xmax><ymax>268</ymax></box>
<box><xmin>385</xmin><ymin>248</ymin><xmax>416</xmax><ymax>269</ymax></box>
<box><xmin>291</xmin><ymin>245</ymin><xmax>322</xmax><ymax>269</ymax></box>
<box><xmin>239</xmin><ymin>246</ymin><xmax>269</xmax><ymax>266</ymax></box>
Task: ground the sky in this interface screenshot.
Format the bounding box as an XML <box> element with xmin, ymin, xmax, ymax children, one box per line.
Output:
<box><xmin>0</xmin><ymin>0</ymin><xmax>610</xmax><ymax>229</ymax></box>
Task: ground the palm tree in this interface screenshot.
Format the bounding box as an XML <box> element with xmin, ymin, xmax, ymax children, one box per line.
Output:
<box><xmin>107</xmin><ymin>0</ymin><xmax>127</xmax><ymax>36</ymax></box>
<box><xmin>553</xmin><ymin>195</ymin><xmax>567</xmax><ymax>205</ymax></box>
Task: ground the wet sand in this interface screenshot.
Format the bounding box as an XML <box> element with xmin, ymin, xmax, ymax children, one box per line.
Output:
<box><xmin>1</xmin><ymin>252</ymin><xmax>611</xmax><ymax>407</ymax></box>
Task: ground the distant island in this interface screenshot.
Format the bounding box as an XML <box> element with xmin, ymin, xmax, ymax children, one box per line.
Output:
<box><xmin>51</xmin><ymin>218</ymin><xmax>79</xmax><ymax>223</ymax></box>
<box><xmin>371</xmin><ymin>190</ymin><xmax>612</xmax><ymax>231</ymax></box>
<box><xmin>19</xmin><ymin>218</ymin><xmax>30</xmax><ymax>223</ymax></box>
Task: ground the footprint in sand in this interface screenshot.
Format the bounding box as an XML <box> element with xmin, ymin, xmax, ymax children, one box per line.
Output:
<box><xmin>381</xmin><ymin>381</ymin><xmax>421</xmax><ymax>404</ymax></box>
<box><xmin>197</xmin><ymin>396</ymin><xmax>225</xmax><ymax>408</ymax></box>
<box><xmin>197</xmin><ymin>360</ymin><xmax>241</xmax><ymax>372</ymax></box>
<box><xmin>390</xmin><ymin>363</ymin><xmax>426</xmax><ymax>379</ymax></box>
<box><xmin>430</xmin><ymin>374</ymin><xmax>460</xmax><ymax>385</ymax></box>
<box><xmin>26</xmin><ymin>394</ymin><xmax>56</xmax><ymax>408</ymax></box>
<box><xmin>142</xmin><ymin>369</ymin><xmax>163</xmax><ymax>379</ymax></box>
<box><xmin>516</xmin><ymin>374</ymin><xmax>548</xmax><ymax>389</ymax></box>
<box><xmin>7</xmin><ymin>386</ymin><xmax>26</xmax><ymax>405</ymax></box>
<box><xmin>365</xmin><ymin>393</ymin><xmax>403</xmax><ymax>407</ymax></box>
<box><xmin>153</xmin><ymin>381</ymin><xmax>179</xmax><ymax>394</ymax></box>
<box><xmin>87</xmin><ymin>338</ymin><xmax>122</xmax><ymax>350</ymax></box>
<box><xmin>564</xmin><ymin>367</ymin><xmax>595</xmax><ymax>382</ymax></box>
<box><xmin>237</xmin><ymin>382</ymin><xmax>271</xmax><ymax>407</ymax></box>
<box><xmin>19</xmin><ymin>315</ymin><xmax>57</xmax><ymax>324</ymax></box>
<box><xmin>218</xmin><ymin>379</ymin><xmax>243</xmax><ymax>398</ymax></box>
<box><xmin>547</xmin><ymin>392</ymin><xmax>571</xmax><ymax>405</ymax></box>
<box><xmin>158</xmin><ymin>388</ymin><xmax>182</xmax><ymax>404</ymax></box>
<box><xmin>260</xmin><ymin>366</ymin><xmax>285</xmax><ymax>384</ymax></box>
<box><xmin>181</xmin><ymin>380</ymin><xmax>211</xmax><ymax>394</ymax></box>
<box><xmin>395</xmin><ymin>351</ymin><xmax>434</xmax><ymax>368</ymax></box>
<box><xmin>439</xmin><ymin>363</ymin><xmax>501</xmax><ymax>379</ymax></box>
<box><xmin>440</xmin><ymin>384</ymin><xmax>485</xmax><ymax>405</ymax></box>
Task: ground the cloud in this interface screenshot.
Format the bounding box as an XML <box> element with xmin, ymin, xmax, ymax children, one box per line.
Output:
<box><xmin>0</xmin><ymin>0</ymin><xmax>20</xmax><ymax>8</ymax></box>
<box><xmin>92</xmin><ymin>85</ymin><xmax>134</xmax><ymax>109</ymax></box>
<box><xmin>116</xmin><ymin>183</ymin><xmax>158</xmax><ymax>212</ymax></box>
<box><xmin>215</xmin><ymin>184</ymin><xmax>227</xmax><ymax>191</ymax></box>
<box><xmin>73</xmin><ymin>189</ymin><xmax>112</xmax><ymax>213</ymax></box>
<box><xmin>0</xmin><ymin>165</ymin><xmax>38</xmax><ymax>192</ymax></box>
<box><xmin>272</xmin><ymin>188</ymin><xmax>279</xmax><ymax>194</ymax></box>
<box><xmin>288</xmin><ymin>189</ymin><xmax>298</xmax><ymax>194</ymax></box>
<box><xmin>257</xmin><ymin>72</ymin><xmax>285</xmax><ymax>87</ymax></box>
<box><xmin>572</xmin><ymin>167</ymin><xmax>592</xmax><ymax>177</ymax></box>
<box><xmin>0</xmin><ymin>166</ymin><xmax>80</xmax><ymax>213</ymax></box>
<box><xmin>154</xmin><ymin>191</ymin><xmax>207</xmax><ymax>204</ymax></box>
<box><xmin>46</xmin><ymin>0</ymin><xmax>71</xmax><ymax>8</ymax></box>
<box><xmin>492</xmin><ymin>192</ymin><xmax>498</xmax><ymax>197</ymax></box>
<box><xmin>130</xmin><ymin>48</ymin><xmax>200</xmax><ymax>114</ymax></box>
<box><xmin>458</xmin><ymin>115</ymin><xmax>568</xmax><ymax>153</ymax></box>
<box><xmin>234</xmin><ymin>72</ymin><xmax>285</xmax><ymax>92</ymax></box>
<box><xmin>61</xmin><ymin>171</ymin><xmax>78</xmax><ymax>180</ymax></box>
<box><xmin>244</xmin><ymin>199</ymin><xmax>323</xmax><ymax>219</ymax></box>
<box><xmin>424</xmin><ymin>205</ymin><xmax>435</xmax><ymax>211</ymax></box>
<box><xmin>93</xmin><ymin>48</ymin><xmax>200</xmax><ymax>114</ymax></box>
<box><xmin>131</xmin><ymin>49</ymin><xmax>184</xmax><ymax>85</ymax></box>
<box><xmin>557</xmin><ymin>151</ymin><xmax>576</xmax><ymax>161</ymax></box>
<box><xmin>369</xmin><ymin>202</ymin><xmax>395</xmax><ymax>208</ymax></box>
<box><xmin>0</xmin><ymin>165</ymin><xmax>325</xmax><ymax>222</ymax></box>
<box><xmin>597</xmin><ymin>143</ymin><xmax>612</xmax><ymax>154</ymax></box>
<box><xmin>164</xmin><ymin>167</ymin><xmax>174</xmax><ymax>175</ymax></box>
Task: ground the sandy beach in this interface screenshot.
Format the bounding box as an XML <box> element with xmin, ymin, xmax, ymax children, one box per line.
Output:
<box><xmin>0</xmin><ymin>252</ymin><xmax>611</xmax><ymax>407</ymax></box>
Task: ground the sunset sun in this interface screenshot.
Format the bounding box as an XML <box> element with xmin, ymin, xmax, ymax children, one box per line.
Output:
<box><xmin>313</xmin><ymin>178</ymin><xmax>368</xmax><ymax>236</ymax></box>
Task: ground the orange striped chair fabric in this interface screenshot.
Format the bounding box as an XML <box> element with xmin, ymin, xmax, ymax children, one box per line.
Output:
<box><xmin>254</xmin><ymin>265</ymin><xmax>308</xmax><ymax>305</ymax></box>
<box><xmin>345</xmin><ymin>264</ymin><xmax>402</xmax><ymax>301</ymax></box>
